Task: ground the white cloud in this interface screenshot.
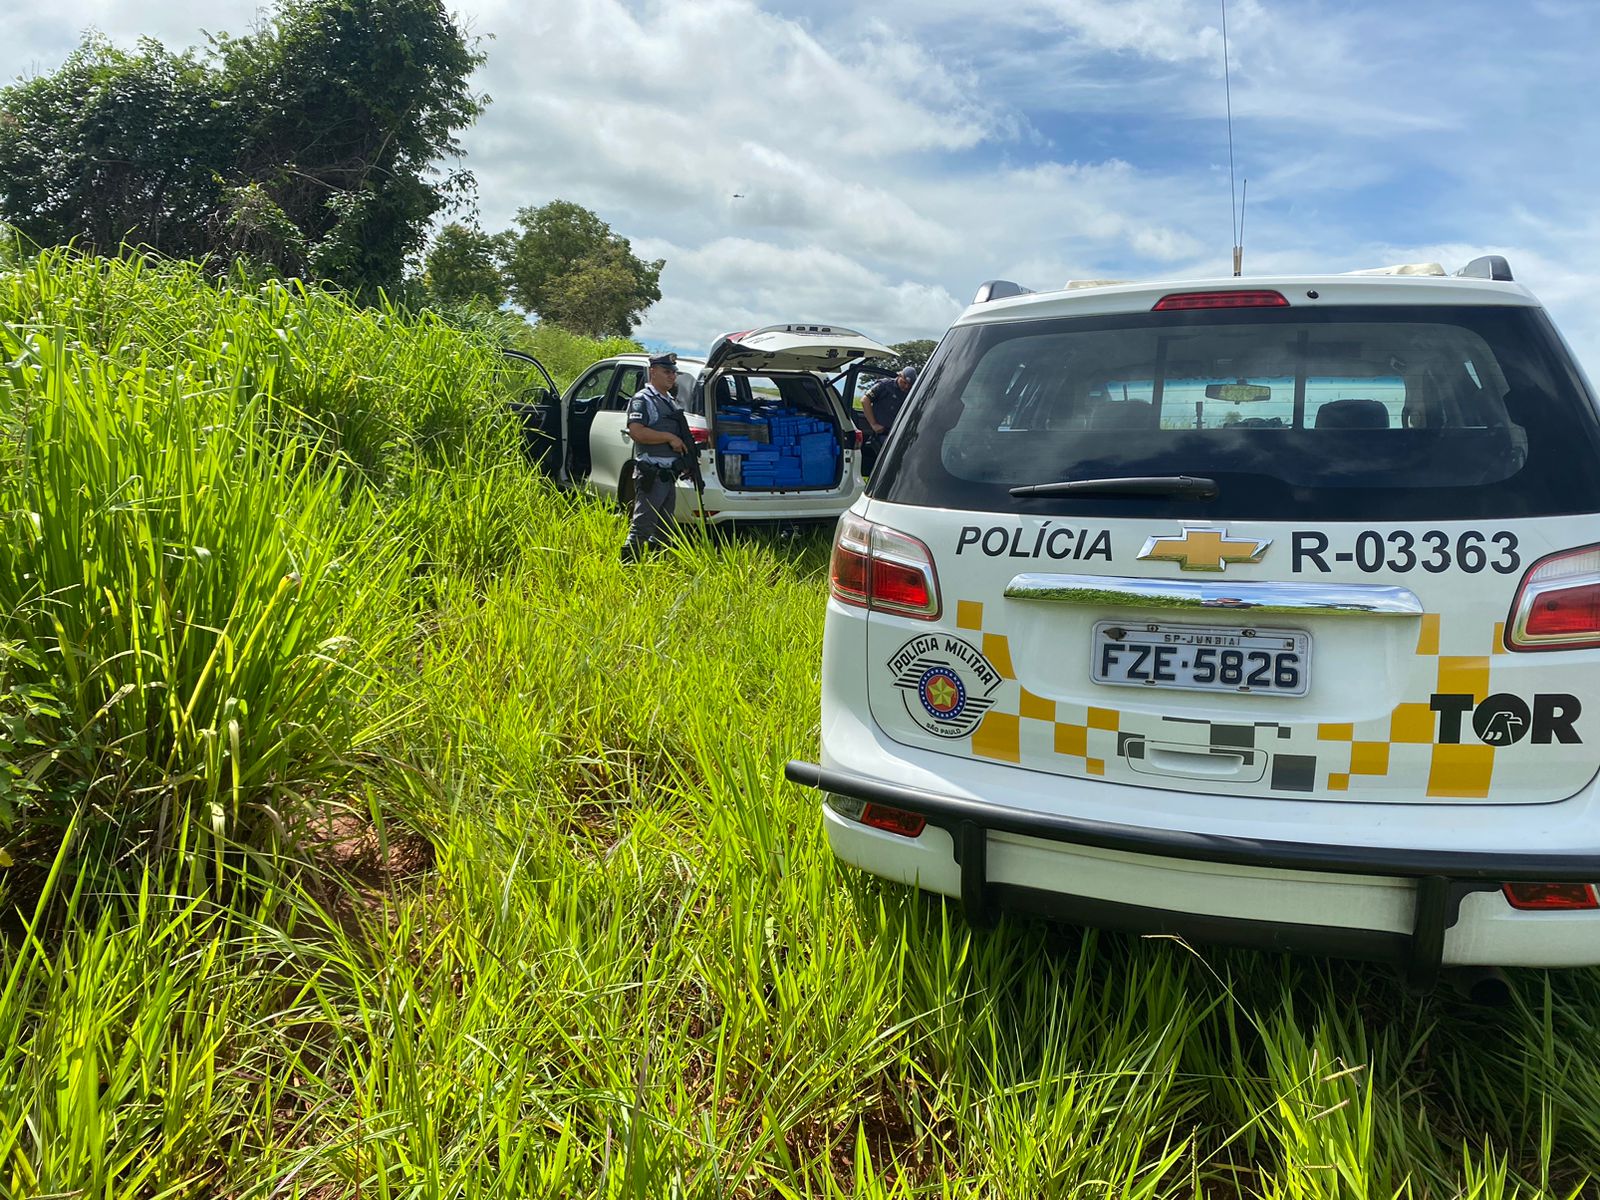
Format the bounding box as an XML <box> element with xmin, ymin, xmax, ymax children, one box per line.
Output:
<box><xmin>637</xmin><ymin>237</ymin><xmax>964</xmax><ymax>348</ymax></box>
<box><xmin>5</xmin><ymin>0</ymin><xmax>1600</xmax><ymax>375</ymax></box>
<box><xmin>0</xmin><ymin>2</ymin><xmax>264</xmax><ymax>73</ymax></box>
<box><xmin>1026</xmin><ymin>0</ymin><xmax>1222</xmax><ymax>63</ymax></box>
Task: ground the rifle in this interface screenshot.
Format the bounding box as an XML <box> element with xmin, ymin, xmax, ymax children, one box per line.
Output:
<box><xmin>661</xmin><ymin>407</ymin><xmax>710</xmax><ymax>541</ymax></box>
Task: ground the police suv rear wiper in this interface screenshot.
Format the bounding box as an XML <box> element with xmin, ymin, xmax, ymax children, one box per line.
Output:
<box><xmin>1008</xmin><ymin>475</ymin><xmax>1219</xmax><ymax>499</ymax></box>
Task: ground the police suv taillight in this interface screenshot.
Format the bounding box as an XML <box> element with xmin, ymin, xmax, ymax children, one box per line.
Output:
<box><xmin>829</xmin><ymin>513</ymin><xmax>941</xmax><ymax>619</ymax></box>
<box><xmin>1502</xmin><ymin>882</ymin><xmax>1599</xmax><ymax>911</ymax></box>
<box><xmin>1505</xmin><ymin>544</ymin><xmax>1600</xmax><ymax>651</ymax></box>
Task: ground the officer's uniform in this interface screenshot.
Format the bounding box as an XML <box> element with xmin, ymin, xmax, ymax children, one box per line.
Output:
<box><xmin>622</xmin><ymin>353</ymin><xmax>686</xmax><ymax>560</ymax></box>
<box><xmin>864</xmin><ymin>365</ymin><xmax>918</xmax><ymax>435</ymax></box>
<box><xmin>860</xmin><ymin>365</ymin><xmax>917</xmax><ymax>476</ymax></box>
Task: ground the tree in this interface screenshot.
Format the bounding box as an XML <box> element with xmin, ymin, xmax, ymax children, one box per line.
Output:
<box><xmin>0</xmin><ymin>36</ymin><xmax>238</xmax><ymax>259</ymax></box>
<box><xmin>0</xmin><ymin>1</ymin><xmax>487</xmax><ymax>297</ymax></box>
<box><xmin>424</xmin><ymin>222</ymin><xmax>510</xmax><ymax>306</ymax></box>
<box><xmin>538</xmin><ymin>242</ymin><xmax>663</xmax><ymax>338</ymax></box>
<box><xmin>215</xmin><ymin>182</ymin><xmax>308</xmax><ymax>276</ymax></box>
<box><xmin>864</xmin><ymin>338</ymin><xmax>938</xmax><ymax>374</ymax></box>
<box><xmin>502</xmin><ymin>200</ymin><xmax>662</xmax><ymax>335</ymax></box>
<box><xmin>214</xmin><ymin>0</ymin><xmax>487</xmax><ymax>297</ymax></box>
<box><xmin>890</xmin><ymin>339</ymin><xmax>937</xmax><ymax>369</ymax></box>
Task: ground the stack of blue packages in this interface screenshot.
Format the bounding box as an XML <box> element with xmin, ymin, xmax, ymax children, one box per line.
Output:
<box><xmin>716</xmin><ymin>404</ymin><xmax>840</xmax><ymax>489</ymax></box>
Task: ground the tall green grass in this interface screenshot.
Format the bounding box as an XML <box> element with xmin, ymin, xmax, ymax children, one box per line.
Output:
<box><xmin>4</xmin><ymin>245</ymin><xmax>1600</xmax><ymax>1198</ymax></box>
<box><xmin>0</xmin><ymin>245</ymin><xmax>512</xmax><ymax>887</ymax></box>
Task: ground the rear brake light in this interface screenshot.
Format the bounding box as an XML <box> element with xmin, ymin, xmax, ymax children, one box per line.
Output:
<box><xmin>852</xmin><ymin>429</ymin><xmax>864</xmax><ymax>449</ymax></box>
<box><xmin>1525</xmin><ymin>584</ymin><xmax>1600</xmax><ymax>637</ymax></box>
<box><xmin>690</xmin><ymin>426</ymin><xmax>709</xmax><ymax>447</ymax></box>
<box><xmin>830</xmin><ymin>514</ymin><xmax>871</xmax><ymax>605</ymax></box>
<box><xmin>1505</xmin><ymin>544</ymin><xmax>1600</xmax><ymax>651</ymax></box>
<box><xmin>872</xmin><ymin>557</ymin><xmax>931</xmax><ymax>609</ymax></box>
<box><xmin>1502</xmin><ymin>882</ymin><xmax>1598</xmax><ymax>911</ymax></box>
<box><xmin>860</xmin><ymin>804</ymin><xmax>927</xmax><ymax>838</ymax></box>
<box><xmin>829</xmin><ymin>513</ymin><xmax>942</xmax><ymax>620</ymax></box>
<box><xmin>1152</xmin><ymin>290</ymin><xmax>1289</xmax><ymax>311</ymax></box>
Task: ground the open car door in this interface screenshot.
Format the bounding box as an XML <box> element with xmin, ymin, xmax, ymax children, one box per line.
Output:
<box><xmin>824</xmin><ymin>360</ymin><xmax>900</xmax><ymax>475</ymax></box>
<box><xmin>834</xmin><ymin>361</ymin><xmax>898</xmax><ymax>421</ymax></box>
<box><xmin>499</xmin><ymin>349</ymin><xmax>562</xmax><ymax>477</ymax></box>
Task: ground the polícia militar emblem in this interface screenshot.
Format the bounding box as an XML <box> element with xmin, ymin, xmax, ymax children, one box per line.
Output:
<box><xmin>887</xmin><ymin>634</ymin><xmax>1003</xmax><ymax>738</ymax></box>
<box><xmin>918</xmin><ymin>666</ymin><xmax>966</xmax><ymax>720</ymax></box>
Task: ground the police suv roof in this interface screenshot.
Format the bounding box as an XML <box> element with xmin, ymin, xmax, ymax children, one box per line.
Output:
<box><xmin>955</xmin><ymin>272</ymin><xmax>1539</xmax><ymax>328</ymax></box>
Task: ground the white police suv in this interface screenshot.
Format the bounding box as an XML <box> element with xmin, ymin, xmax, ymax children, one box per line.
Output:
<box><xmin>555</xmin><ymin>324</ymin><xmax>894</xmax><ymax>526</ymax></box>
<box><xmin>787</xmin><ymin>258</ymin><xmax>1600</xmax><ymax>986</ymax></box>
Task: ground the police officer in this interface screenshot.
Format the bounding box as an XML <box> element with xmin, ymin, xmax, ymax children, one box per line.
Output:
<box><xmin>861</xmin><ymin>364</ymin><xmax>917</xmax><ymax>438</ymax></box>
<box><xmin>860</xmin><ymin>364</ymin><xmax>917</xmax><ymax>475</ymax></box>
<box><xmin>622</xmin><ymin>351</ymin><xmax>688</xmax><ymax>562</ymax></box>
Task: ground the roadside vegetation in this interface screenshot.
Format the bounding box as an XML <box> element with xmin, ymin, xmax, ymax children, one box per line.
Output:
<box><xmin>4</xmin><ymin>244</ymin><xmax>1599</xmax><ymax>1198</ymax></box>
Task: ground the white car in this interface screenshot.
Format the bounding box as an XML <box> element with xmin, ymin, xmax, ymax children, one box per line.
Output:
<box><xmin>788</xmin><ymin>258</ymin><xmax>1600</xmax><ymax>991</ymax></box>
<box><xmin>547</xmin><ymin>324</ymin><xmax>895</xmax><ymax>526</ymax></box>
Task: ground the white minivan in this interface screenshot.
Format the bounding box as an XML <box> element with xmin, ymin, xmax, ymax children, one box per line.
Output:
<box><xmin>788</xmin><ymin>259</ymin><xmax>1600</xmax><ymax>989</ymax></box>
<box><xmin>531</xmin><ymin>324</ymin><xmax>896</xmax><ymax>526</ymax></box>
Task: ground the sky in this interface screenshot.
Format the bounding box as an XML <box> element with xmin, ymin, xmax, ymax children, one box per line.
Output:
<box><xmin>4</xmin><ymin>0</ymin><xmax>1600</xmax><ymax>369</ymax></box>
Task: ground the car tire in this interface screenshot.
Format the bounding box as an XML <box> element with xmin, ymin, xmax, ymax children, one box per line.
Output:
<box><xmin>617</xmin><ymin>466</ymin><xmax>635</xmax><ymax>511</ymax></box>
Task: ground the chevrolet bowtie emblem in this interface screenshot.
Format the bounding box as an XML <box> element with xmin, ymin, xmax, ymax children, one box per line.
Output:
<box><xmin>1138</xmin><ymin>528</ymin><xmax>1270</xmax><ymax>572</ymax></box>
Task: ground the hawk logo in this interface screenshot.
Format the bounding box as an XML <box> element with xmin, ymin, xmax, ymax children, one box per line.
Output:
<box><xmin>1430</xmin><ymin>693</ymin><xmax>1582</xmax><ymax>746</ymax></box>
<box><xmin>1477</xmin><ymin>708</ymin><xmax>1525</xmax><ymax>746</ymax></box>
<box><xmin>1138</xmin><ymin>528</ymin><xmax>1270</xmax><ymax>572</ymax></box>
<box><xmin>887</xmin><ymin>634</ymin><xmax>1003</xmax><ymax>739</ymax></box>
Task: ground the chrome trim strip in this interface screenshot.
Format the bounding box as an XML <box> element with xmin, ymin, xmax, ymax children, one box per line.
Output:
<box><xmin>1003</xmin><ymin>573</ymin><xmax>1424</xmax><ymax>617</ymax></box>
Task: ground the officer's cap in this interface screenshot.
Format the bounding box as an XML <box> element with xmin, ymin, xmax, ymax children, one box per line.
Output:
<box><xmin>648</xmin><ymin>352</ymin><xmax>678</xmax><ymax>369</ymax></box>
<box><xmin>899</xmin><ymin>365</ymin><xmax>919</xmax><ymax>382</ymax></box>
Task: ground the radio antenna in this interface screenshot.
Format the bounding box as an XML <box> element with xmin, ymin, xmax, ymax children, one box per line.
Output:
<box><xmin>1238</xmin><ymin>177</ymin><xmax>1248</xmax><ymax>274</ymax></box>
<box><xmin>1221</xmin><ymin>0</ymin><xmax>1242</xmax><ymax>275</ymax></box>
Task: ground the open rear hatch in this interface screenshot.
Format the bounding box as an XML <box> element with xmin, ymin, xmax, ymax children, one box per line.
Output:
<box><xmin>703</xmin><ymin>324</ymin><xmax>895</xmax><ymax>374</ymax></box>
<box><xmin>705</xmin><ymin>324</ymin><xmax>894</xmax><ymax>493</ymax></box>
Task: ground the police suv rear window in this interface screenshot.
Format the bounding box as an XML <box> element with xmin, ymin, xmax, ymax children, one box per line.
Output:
<box><xmin>874</xmin><ymin>305</ymin><xmax>1600</xmax><ymax>520</ymax></box>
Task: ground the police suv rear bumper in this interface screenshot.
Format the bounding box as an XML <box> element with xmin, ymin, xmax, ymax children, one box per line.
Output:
<box><xmin>786</xmin><ymin>759</ymin><xmax>1600</xmax><ymax>987</ymax></box>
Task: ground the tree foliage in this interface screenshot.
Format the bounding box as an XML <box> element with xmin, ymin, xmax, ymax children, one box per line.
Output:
<box><xmin>424</xmin><ymin>222</ymin><xmax>511</xmax><ymax>307</ymax></box>
<box><xmin>864</xmin><ymin>339</ymin><xmax>938</xmax><ymax>374</ymax></box>
<box><xmin>421</xmin><ymin>200</ymin><xmax>665</xmax><ymax>338</ymax></box>
<box><xmin>213</xmin><ymin>0</ymin><xmax>486</xmax><ymax>297</ymax></box>
<box><xmin>536</xmin><ymin>241</ymin><xmax>662</xmax><ymax>339</ymax></box>
<box><xmin>502</xmin><ymin>201</ymin><xmax>663</xmax><ymax>337</ymax></box>
<box><xmin>0</xmin><ymin>1</ymin><xmax>485</xmax><ymax>297</ymax></box>
<box><xmin>890</xmin><ymin>339</ymin><xmax>938</xmax><ymax>369</ymax></box>
<box><xmin>0</xmin><ymin>37</ymin><xmax>238</xmax><ymax>259</ymax></box>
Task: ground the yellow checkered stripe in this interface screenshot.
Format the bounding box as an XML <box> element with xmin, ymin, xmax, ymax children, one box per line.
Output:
<box><xmin>956</xmin><ymin>599</ymin><xmax>1116</xmax><ymax>776</ymax></box>
<box><xmin>951</xmin><ymin>599</ymin><xmax>1512</xmax><ymax>800</ymax></box>
<box><xmin>1317</xmin><ymin>614</ymin><xmax>1510</xmax><ymax>800</ymax></box>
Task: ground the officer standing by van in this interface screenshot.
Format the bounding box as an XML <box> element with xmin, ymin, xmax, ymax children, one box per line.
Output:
<box><xmin>860</xmin><ymin>364</ymin><xmax>917</xmax><ymax>475</ymax></box>
<box><xmin>622</xmin><ymin>351</ymin><xmax>688</xmax><ymax>562</ymax></box>
<box><xmin>862</xmin><ymin>365</ymin><xmax>917</xmax><ymax>437</ymax></box>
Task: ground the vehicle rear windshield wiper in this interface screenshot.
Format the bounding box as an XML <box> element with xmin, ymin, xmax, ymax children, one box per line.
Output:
<box><xmin>1008</xmin><ymin>475</ymin><xmax>1219</xmax><ymax>499</ymax></box>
